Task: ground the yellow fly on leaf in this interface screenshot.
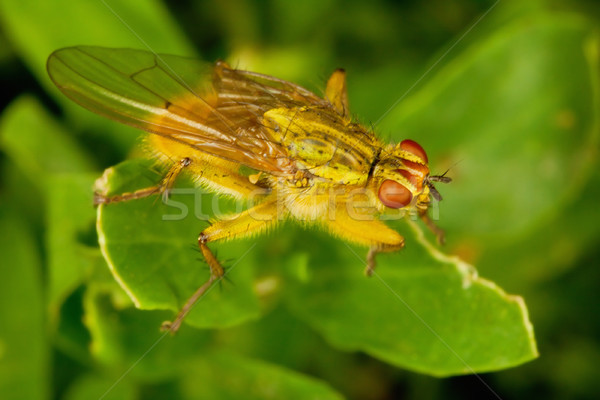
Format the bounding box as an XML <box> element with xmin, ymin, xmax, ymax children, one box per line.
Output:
<box><xmin>47</xmin><ymin>46</ymin><xmax>450</xmax><ymax>332</ymax></box>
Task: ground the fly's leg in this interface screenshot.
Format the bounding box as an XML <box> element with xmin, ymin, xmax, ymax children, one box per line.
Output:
<box><xmin>325</xmin><ymin>69</ymin><xmax>350</xmax><ymax>121</ymax></box>
<box><xmin>159</xmin><ymin>240</ymin><xmax>223</xmax><ymax>333</ymax></box>
<box><xmin>94</xmin><ymin>158</ymin><xmax>191</xmax><ymax>205</ymax></box>
<box><xmin>161</xmin><ymin>196</ymin><xmax>280</xmax><ymax>333</ymax></box>
<box><xmin>324</xmin><ymin>206</ymin><xmax>404</xmax><ymax>276</ymax></box>
<box><xmin>366</xmin><ymin>242</ymin><xmax>404</xmax><ymax>276</ymax></box>
<box><xmin>418</xmin><ymin>208</ymin><xmax>446</xmax><ymax>245</ymax></box>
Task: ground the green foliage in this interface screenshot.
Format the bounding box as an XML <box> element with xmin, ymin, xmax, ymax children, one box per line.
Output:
<box><xmin>98</xmin><ymin>159</ymin><xmax>536</xmax><ymax>376</ymax></box>
<box><xmin>97</xmin><ymin>162</ymin><xmax>262</xmax><ymax>328</ymax></box>
<box><xmin>0</xmin><ymin>213</ymin><xmax>48</xmax><ymax>400</ymax></box>
<box><xmin>0</xmin><ymin>0</ymin><xmax>599</xmax><ymax>399</ymax></box>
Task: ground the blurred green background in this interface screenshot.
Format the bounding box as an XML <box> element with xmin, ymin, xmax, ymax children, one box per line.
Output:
<box><xmin>0</xmin><ymin>0</ymin><xmax>599</xmax><ymax>399</ymax></box>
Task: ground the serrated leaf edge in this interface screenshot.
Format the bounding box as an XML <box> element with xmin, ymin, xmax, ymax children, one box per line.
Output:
<box><xmin>407</xmin><ymin>219</ymin><xmax>538</xmax><ymax>358</ymax></box>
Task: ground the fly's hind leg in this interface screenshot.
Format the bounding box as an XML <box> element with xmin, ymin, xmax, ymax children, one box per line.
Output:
<box><xmin>94</xmin><ymin>158</ymin><xmax>191</xmax><ymax>205</ymax></box>
<box><xmin>161</xmin><ymin>196</ymin><xmax>280</xmax><ymax>333</ymax></box>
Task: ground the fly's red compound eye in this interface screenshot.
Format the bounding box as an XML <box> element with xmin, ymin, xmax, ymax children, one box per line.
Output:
<box><xmin>400</xmin><ymin>139</ymin><xmax>428</xmax><ymax>163</ymax></box>
<box><xmin>378</xmin><ymin>179</ymin><xmax>413</xmax><ymax>208</ymax></box>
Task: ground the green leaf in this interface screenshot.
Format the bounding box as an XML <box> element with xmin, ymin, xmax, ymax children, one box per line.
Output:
<box><xmin>96</xmin><ymin>160</ymin><xmax>261</xmax><ymax>329</ymax></box>
<box><xmin>0</xmin><ymin>211</ymin><xmax>48</xmax><ymax>400</ymax></box>
<box><xmin>478</xmin><ymin>168</ymin><xmax>600</xmax><ymax>290</ymax></box>
<box><xmin>379</xmin><ymin>15</ymin><xmax>599</xmax><ymax>243</ymax></box>
<box><xmin>283</xmin><ymin>220</ymin><xmax>537</xmax><ymax>377</ymax></box>
<box><xmin>96</xmin><ymin>159</ymin><xmax>536</xmax><ymax>376</ymax></box>
<box><xmin>468</xmin><ymin>18</ymin><xmax>600</xmax><ymax>287</ymax></box>
<box><xmin>180</xmin><ymin>352</ymin><xmax>344</xmax><ymax>400</ymax></box>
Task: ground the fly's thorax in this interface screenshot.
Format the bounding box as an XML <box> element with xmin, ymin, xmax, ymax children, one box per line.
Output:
<box><xmin>262</xmin><ymin>106</ymin><xmax>377</xmax><ymax>185</ymax></box>
<box><xmin>371</xmin><ymin>140</ymin><xmax>431</xmax><ymax>213</ymax></box>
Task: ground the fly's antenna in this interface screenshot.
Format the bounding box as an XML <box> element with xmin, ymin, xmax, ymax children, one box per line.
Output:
<box><xmin>428</xmin><ymin>168</ymin><xmax>452</xmax><ymax>184</ymax></box>
<box><xmin>425</xmin><ymin>166</ymin><xmax>454</xmax><ymax>201</ymax></box>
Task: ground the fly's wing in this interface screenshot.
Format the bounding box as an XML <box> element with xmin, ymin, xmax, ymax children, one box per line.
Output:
<box><xmin>214</xmin><ymin>63</ymin><xmax>327</xmax><ymax>111</ymax></box>
<box><xmin>223</xmin><ymin>66</ymin><xmax>381</xmax><ymax>184</ymax></box>
<box><xmin>47</xmin><ymin>46</ymin><xmax>327</xmax><ymax>174</ymax></box>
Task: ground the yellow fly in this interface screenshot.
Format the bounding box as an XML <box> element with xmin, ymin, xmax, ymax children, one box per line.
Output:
<box><xmin>47</xmin><ymin>46</ymin><xmax>450</xmax><ymax>332</ymax></box>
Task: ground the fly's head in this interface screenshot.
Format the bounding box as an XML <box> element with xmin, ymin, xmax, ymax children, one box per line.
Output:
<box><xmin>372</xmin><ymin>139</ymin><xmax>451</xmax><ymax>214</ymax></box>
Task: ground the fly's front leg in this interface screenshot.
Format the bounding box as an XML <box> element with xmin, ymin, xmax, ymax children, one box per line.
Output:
<box><xmin>94</xmin><ymin>158</ymin><xmax>191</xmax><ymax>205</ymax></box>
<box><xmin>418</xmin><ymin>207</ymin><xmax>446</xmax><ymax>245</ymax></box>
<box><xmin>324</xmin><ymin>205</ymin><xmax>404</xmax><ymax>276</ymax></box>
<box><xmin>161</xmin><ymin>196</ymin><xmax>280</xmax><ymax>333</ymax></box>
<box><xmin>366</xmin><ymin>241</ymin><xmax>404</xmax><ymax>277</ymax></box>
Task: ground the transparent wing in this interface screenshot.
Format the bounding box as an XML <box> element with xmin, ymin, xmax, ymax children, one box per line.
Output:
<box><xmin>47</xmin><ymin>46</ymin><xmax>328</xmax><ymax>174</ymax></box>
